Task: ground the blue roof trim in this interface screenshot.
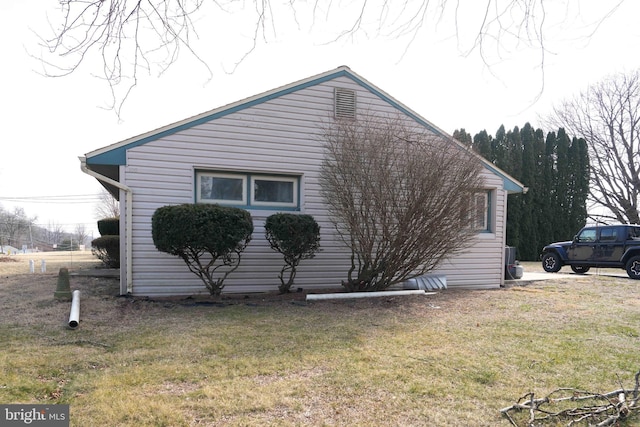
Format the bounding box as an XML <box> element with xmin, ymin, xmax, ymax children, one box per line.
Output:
<box><xmin>346</xmin><ymin>76</ymin><xmax>444</xmax><ymax>137</ymax></box>
<box><xmin>85</xmin><ymin>67</ymin><xmax>524</xmax><ymax>194</ymax></box>
<box><xmin>483</xmin><ymin>163</ymin><xmax>524</xmax><ymax>193</ymax></box>
<box><xmin>344</xmin><ymin>75</ymin><xmax>524</xmax><ymax>193</ymax></box>
<box><xmin>87</xmin><ymin>69</ymin><xmax>354</xmax><ymax>166</ymax></box>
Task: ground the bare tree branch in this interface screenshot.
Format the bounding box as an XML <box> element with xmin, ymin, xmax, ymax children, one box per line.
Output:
<box><xmin>95</xmin><ymin>188</ymin><xmax>120</xmax><ymax>219</ymax></box>
<box><xmin>501</xmin><ymin>370</ymin><xmax>640</xmax><ymax>426</ymax></box>
<box><xmin>549</xmin><ymin>69</ymin><xmax>640</xmax><ymax>224</ymax></box>
<box><xmin>37</xmin><ymin>1</ymin><xmax>626</xmax><ymax>115</ymax></box>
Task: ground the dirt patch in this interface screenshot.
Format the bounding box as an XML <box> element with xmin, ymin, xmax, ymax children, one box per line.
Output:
<box><xmin>0</xmin><ymin>267</ymin><xmax>465</xmax><ymax>330</ymax></box>
<box><xmin>0</xmin><ymin>257</ymin><xmax>609</xmax><ymax>334</ymax></box>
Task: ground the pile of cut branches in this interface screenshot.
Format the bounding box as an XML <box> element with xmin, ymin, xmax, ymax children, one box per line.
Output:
<box><xmin>501</xmin><ymin>371</ymin><xmax>640</xmax><ymax>426</ymax></box>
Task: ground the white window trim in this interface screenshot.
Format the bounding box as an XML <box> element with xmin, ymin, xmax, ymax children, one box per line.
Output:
<box><xmin>195</xmin><ymin>170</ymin><xmax>300</xmax><ymax>210</ymax></box>
<box><xmin>474</xmin><ymin>192</ymin><xmax>489</xmax><ymax>232</ymax></box>
<box><xmin>467</xmin><ymin>190</ymin><xmax>493</xmax><ymax>233</ymax></box>
<box><xmin>250</xmin><ymin>175</ymin><xmax>299</xmax><ymax>208</ymax></box>
<box><xmin>196</xmin><ymin>172</ymin><xmax>247</xmax><ymax>205</ymax></box>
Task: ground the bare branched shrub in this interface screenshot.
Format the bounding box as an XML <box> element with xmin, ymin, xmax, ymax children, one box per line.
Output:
<box><xmin>320</xmin><ymin>113</ymin><xmax>484</xmax><ymax>291</ymax></box>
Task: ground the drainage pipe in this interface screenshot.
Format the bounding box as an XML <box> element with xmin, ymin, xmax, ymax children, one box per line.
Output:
<box><xmin>79</xmin><ymin>156</ymin><xmax>133</xmax><ymax>294</ymax></box>
<box><xmin>68</xmin><ymin>290</ymin><xmax>80</xmax><ymax>329</ymax></box>
<box><xmin>306</xmin><ymin>289</ymin><xmax>436</xmax><ymax>301</ymax></box>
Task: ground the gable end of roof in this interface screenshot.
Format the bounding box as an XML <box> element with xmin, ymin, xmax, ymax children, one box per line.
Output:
<box><xmin>83</xmin><ymin>66</ymin><xmax>525</xmax><ymax>194</ymax></box>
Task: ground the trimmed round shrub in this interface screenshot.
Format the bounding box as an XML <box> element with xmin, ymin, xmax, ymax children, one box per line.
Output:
<box><xmin>91</xmin><ymin>235</ymin><xmax>120</xmax><ymax>268</ymax></box>
<box><xmin>265</xmin><ymin>213</ymin><xmax>320</xmax><ymax>293</ymax></box>
<box><xmin>97</xmin><ymin>217</ymin><xmax>120</xmax><ymax>236</ymax></box>
<box><xmin>152</xmin><ymin>204</ymin><xmax>254</xmax><ymax>295</ymax></box>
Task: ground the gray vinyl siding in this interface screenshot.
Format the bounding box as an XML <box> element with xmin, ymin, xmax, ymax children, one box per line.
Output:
<box><xmin>120</xmin><ymin>76</ymin><xmax>509</xmax><ymax>296</ymax></box>
<box><xmin>431</xmin><ymin>172</ymin><xmax>508</xmax><ymax>289</ymax></box>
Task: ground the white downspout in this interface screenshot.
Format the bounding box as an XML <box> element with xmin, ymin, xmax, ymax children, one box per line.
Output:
<box><xmin>79</xmin><ymin>156</ymin><xmax>133</xmax><ymax>294</ymax></box>
<box><xmin>68</xmin><ymin>290</ymin><xmax>81</xmax><ymax>329</ymax></box>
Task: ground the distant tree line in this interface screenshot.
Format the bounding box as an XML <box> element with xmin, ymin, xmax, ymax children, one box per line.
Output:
<box><xmin>0</xmin><ymin>205</ymin><xmax>91</xmax><ymax>253</ymax></box>
<box><xmin>454</xmin><ymin>124</ymin><xmax>590</xmax><ymax>261</ymax></box>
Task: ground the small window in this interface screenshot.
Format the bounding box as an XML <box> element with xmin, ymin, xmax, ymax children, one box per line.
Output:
<box><xmin>628</xmin><ymin>227</ymin><xmax>640</xmax><ymax>240</ymax></box>
<box><xmin>196</xmin><ymin>171</ymin><xmax>299</xmax><ymax>210</ymax></box>
<box><xmin>470</xmin><ymin>191</ymin><xmax>491</xmax><ymax>232</ymax></box>
<box><xmin>599</xmin><ymin>228</ymin><xmax>617</xmax><ymax>242</ymax></box>
<box><xmin>197</xmin><ymin>173</ymin><xmax>247</xmax><ymax>204</ymax></box>
<box><xmin>251</xmin><ymin>176</ymin><xmax>298</xmax><ymax>208</ymax></box>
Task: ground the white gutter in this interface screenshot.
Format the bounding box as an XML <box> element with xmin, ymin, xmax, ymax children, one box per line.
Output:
<box><xmin>79</xmin><ymin>156</ymin><xmax>133</xmax><ymax>294</ymax></box>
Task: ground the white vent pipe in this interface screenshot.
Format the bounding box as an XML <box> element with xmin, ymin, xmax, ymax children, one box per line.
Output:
<box><xmin>306</xmin><ymin>289</ymin><xmax>435</xmax><ymax>301</ymax></box>
<box><xmin>68</xmin><ymin>290</ymin><xmax>80</xmax><ymax>329</ymax></box>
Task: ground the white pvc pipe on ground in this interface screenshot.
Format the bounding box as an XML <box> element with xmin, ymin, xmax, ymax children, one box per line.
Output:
<box><xmin>68</xmin><ymin>290</ymin><xmax>80</xmax><ymax>329</ymax></box>
<box><xmin>306</xmin><ymin>289</ymin><xmax>436</xmax><ymax>301</ymax></box>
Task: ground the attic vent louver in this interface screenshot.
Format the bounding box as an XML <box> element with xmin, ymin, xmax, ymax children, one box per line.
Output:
<box><xmin>334</xmin><ymin>88</ymin><xmax>356</xmax><ymax>120</ymax></box>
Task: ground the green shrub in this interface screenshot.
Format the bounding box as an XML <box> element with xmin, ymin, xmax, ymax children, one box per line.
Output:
<box><xmin>97</xmin><ymin>217</ymin><xmax>120</xmax><ymax>236</ymax></box>
<box><xmin>91</xmin><ymin>235</ymin><xmax>120</xmax><ymax>268</ymax></box>
<box><xmin>265</xmin><ymin>213</ymin><xmax>320</xmax><ymax>293</ymax></box>
<box><xmin>152</xmin><ymin>204</ymin><xmax>253</xmax><ymax>296</ymax></box>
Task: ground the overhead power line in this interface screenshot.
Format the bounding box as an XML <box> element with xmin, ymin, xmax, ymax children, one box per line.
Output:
<box><xmin>0</xmin><ymin>194</ymin><xmax>101</xmax><ymax>204</ymax></box>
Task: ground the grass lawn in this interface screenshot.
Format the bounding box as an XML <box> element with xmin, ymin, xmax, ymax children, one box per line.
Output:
<box><xmin>0</xmin><ymin>257</ymin><xmax>639</xmax><ymax>426</ymax></box>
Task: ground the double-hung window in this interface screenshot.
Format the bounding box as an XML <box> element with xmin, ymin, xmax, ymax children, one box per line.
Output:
<box><xmin>196</xmin><ymin>171</ymin><xmax>299</xmax><ymax>210</ymax></box>
<box><xmin>471</xmin><ymin>190</ymin><xmax>492</xmax><ymax>232</ymax></box>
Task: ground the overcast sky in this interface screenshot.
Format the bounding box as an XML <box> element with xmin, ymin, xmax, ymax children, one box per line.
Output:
<box><xmin>1</xmin><ymin>0</ymin><xmax>639</xmax><ymax>237</ymax></box>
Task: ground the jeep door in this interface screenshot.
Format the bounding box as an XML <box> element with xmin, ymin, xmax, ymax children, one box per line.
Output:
<box><xmin>592</xmin><ymin>227</ymin><xmax>623</xmax><ymax>265</ymax></box>
<box><xmin>567</xmin><ymin>228</ymin><xmax>597</xmax><ymax>262</ymax></box>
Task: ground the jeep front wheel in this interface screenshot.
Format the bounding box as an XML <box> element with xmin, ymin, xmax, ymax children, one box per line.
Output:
<box><xmin>625</xmin><ymin>256</ymin><xmax>640</xmax><ymax>279</ymax></box>
<box><xmin>542</xmin><ymin>252</ymin><xmax>562</xmax><ymax>273</ymax></box>
<box><xmin>571</xmin><ymin>265</ymin><xmax>591</xmax><ymax>274</ymax></box>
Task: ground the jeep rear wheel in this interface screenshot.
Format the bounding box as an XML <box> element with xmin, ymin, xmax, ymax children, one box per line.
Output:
<box><xmin>625</xmin><ymin>256</ymin><xmax>640</xmax><ymax>280</ymax></box>
<box><xmin>542</xmin><ymin>252</ymin><xmax>562</xmax><ymax>273</ymax></box>
<box><xmin>571</xmin><ymin>265</ymin><xmax>591</xmax><ymax>274</ymax></box>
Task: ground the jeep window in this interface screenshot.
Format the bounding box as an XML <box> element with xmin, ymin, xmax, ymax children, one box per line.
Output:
<box><xmin>628</xmin><ymin>228</ymin><xmax>640</xmax><ymax>240</ymax></box>
<box><xmin>576</xmin><ymin>229</ymin><xmax>596</xmax><ymax>243</ymax></box>
<box><xmin>599</xmin><ymin>228</ymin><xmax>617</xmax><ymax>242</ymax></box>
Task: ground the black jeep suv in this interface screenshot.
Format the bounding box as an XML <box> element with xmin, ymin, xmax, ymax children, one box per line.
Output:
<box><xmin>540</xmin><ymin>225</ymin><xmax>640</xmax><ymax>279</ymax></box>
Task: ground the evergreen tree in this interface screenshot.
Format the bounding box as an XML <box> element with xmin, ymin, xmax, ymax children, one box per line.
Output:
<box><xmin>555</xmin><ymin>128</ymin><xmax>572</xmax><ymax>240</ymax></box>
<box><xmin>472</xmin><ymin>130</ymin><xmax>494</xmax><ymax>162</ymax></box>
<box><xmin>530</xmin><ymin>127</ymin><xmax>547</xmax><ymax>258</ymax></box>
<box><xmin>568</xmin><ymin>136</ymin><xmax>590</xmax><ymax>233</ymax></box>
<box><xmin>538</xmin><ymin>131</ymin><xmax>558</xmax><ymax>251</ymax></box>
<box><xmin>493</xmin><ymin>125</ymin><xmax>509</xmax><ymax>171</ymax></box>
<box><xmin>465</xmin><ymin>123</ymin><xmax>589</xmax><ymax>261</ymax></box>
<box><xmin>519</xmin><ymin>123</ymin><xmax>539</xmax><ymax>260</ymax></box>
<box><xmin>453</xmin><ymin>129</ymin><xmax>473</xmax><ymax>147</ymax></box>
<box><xmin>504</xmin><ymin>127</ymin><xmax>523</xmax><ymax>253</ymax></box>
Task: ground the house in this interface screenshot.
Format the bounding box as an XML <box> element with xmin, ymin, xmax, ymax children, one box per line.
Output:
<box><xmin>81</xmin><ymin>66</ymin><xmax>526</xmax><ymax>297</ymax></box>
